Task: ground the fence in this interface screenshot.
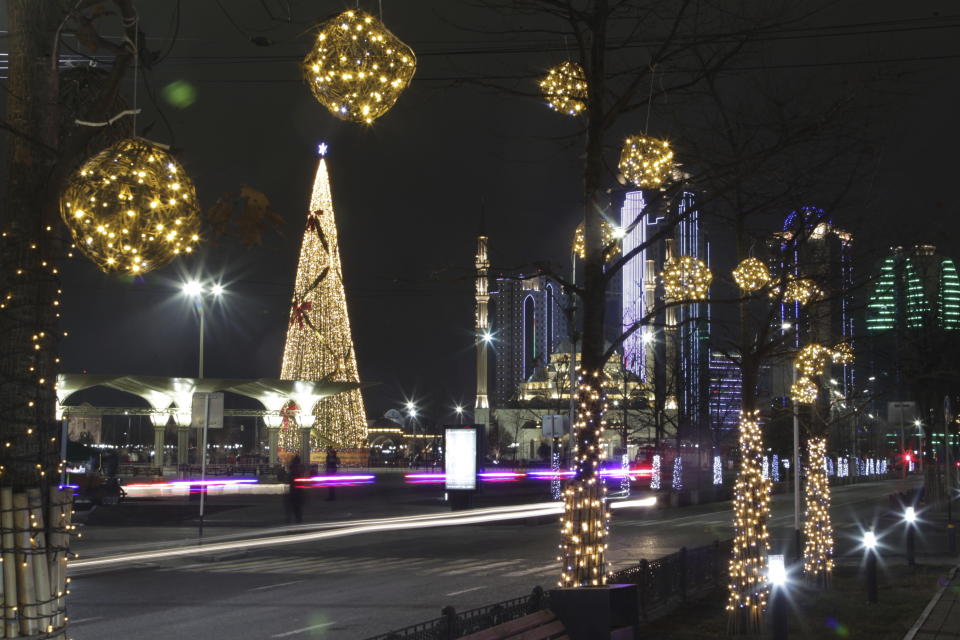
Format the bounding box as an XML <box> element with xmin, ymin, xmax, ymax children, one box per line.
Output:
<box><xmin>364</xmin><ymin>539</ymin><xmax>731</xmax><ymax>640</ymax></box>
<box><xmin>610</xmin><ymin>539</ymin><xmax>732</xmax><ymax>621</ymax></box>
<box><xmin>363</xmin><ymin>587</ymin><xmax>548</xmax><ymax>640</ymax></box>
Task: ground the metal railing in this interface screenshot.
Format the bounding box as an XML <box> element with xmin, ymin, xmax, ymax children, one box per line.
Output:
<box><xmin>610</xmin><ymin>539</ymin><xmax>732</xmax><ymax>620</ymax></box>
<box><xmin>363</xmin><ymin>587</ymin><xmax>548</xmax><ymax>640</ymax></box>
<box><xmin>365</xmin><ymin>539</ymin><xmax>733</xmax><ymax>640</ymax></box>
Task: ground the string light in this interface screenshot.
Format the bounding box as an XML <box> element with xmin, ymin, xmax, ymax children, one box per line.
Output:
<box><xmin>279</xmin><ymin>149</ymin><xmax>367</xmax><ymax>448</ymax></box>
<box><xmin>651</xmin><ymin>454</ymin><xmax>662</xmax><ymax>490</ymax></box>
<box><xmin>713</xmin><ymin>455</ymin><xmax>723</xmax><ymax>486</ymax></box>
<box><xmin>795</xmin><ymin>344</ymin><xmax>831</xmax><ymax>378</ymax></box>
<box><xmin>782</xmin><ymin>276</ymin><xmax>820</xmax><ymax>305</ymax></box>
<box><xmin>726</xmin><ymin>411</ymin><xmax>771</xmax><ymax>632</ymax></box>
<box><xmin>791</xmin><ymin>377</ymin><xmax>818</xmax><ymax>404</ymax></box>
<box><xmin>302</xmin><ymin>9</ymin><xmax>416</xmax><ymax>124</ymax></box>
<box><xmin>661</xmin><ymin>256</ymin><xmax>712</xmax><ymax>301</ymax></box>
<box><xmin>540</xmin><ymin>61</ymin><xmax>587</xmax><ymax>115</ymax></box>
<box><xmin>572</xmin><ymin>221</ymin><xmax>619</xmax><ymax>261</ymax></box>
<box><xmin>803</xmin><ymin>437</ymin><xmax>834</xmax><ymax>585</ymax></box>
<box><xmin>559</xmin><ymin>369</ymin><xmax>610</xmax><ymax>588</ymax></box>
<box><xmin>732</xmin><ymin>257</ymin><xmax>771</xmax><ymax>292</ymax></box>
<box><xmin>831</xmin><ymin>342</ymin><xmax>854</xmax><ymax>365</ymax></box>
<box><xmin>618</xmin><ymin>136</ymin><xmax>674</xmax><ymax>188</ymax></box>
<box><xmin>671</xmin><ymin>456</ymin><xmax>683</xmax><ymax>491</ymax></box>
<box><xmin>772</xmin><ymin>454</ymin><xmax>780</xmax><ymax>482</ymax></box>
<box><xmin>60</xmin><ymin>138</ymin><xmax>200</xmax><ymax>274</ymax></box>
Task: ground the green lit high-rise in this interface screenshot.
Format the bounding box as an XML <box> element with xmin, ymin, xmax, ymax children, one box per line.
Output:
<box><xmin>866</xmin><ymin>244</ymin><xmax>960</xmax><ymax>333</ymax></box>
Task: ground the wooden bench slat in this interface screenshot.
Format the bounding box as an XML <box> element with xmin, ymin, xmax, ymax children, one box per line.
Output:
<box><xmin>511</xmin><ymin>619</ymin><xmax>567</xmax><ymax>640</ymax></box>
<box><xmin>458</xmin><ymin>610</ymin><xmax>557</xmax><ymax>640</ymax></box>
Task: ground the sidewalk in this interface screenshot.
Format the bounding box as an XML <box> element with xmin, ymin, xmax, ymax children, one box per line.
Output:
<box><xmin>906</xmin><ymin>565</ymin><xmax>960</xmax><ymax>639</ymax></box>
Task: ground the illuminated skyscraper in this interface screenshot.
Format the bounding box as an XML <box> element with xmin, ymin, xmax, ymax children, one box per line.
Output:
<box><xmin>866</xmin><ymin>245</ymin><xmax>960</xmax><ymax>332</ymax></box>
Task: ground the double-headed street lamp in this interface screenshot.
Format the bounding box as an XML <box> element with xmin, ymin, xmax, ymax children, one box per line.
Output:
<box><xmin>182</xmin><ymin>279</ymin><xmax>225</xmax><ymax>379</ymax></box>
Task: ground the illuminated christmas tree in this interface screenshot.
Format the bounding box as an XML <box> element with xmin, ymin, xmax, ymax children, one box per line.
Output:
<box><xmin>280</xmin><ymin>144</ymin><xmax>367</xmax><ymax>448</ymax></box>
<box><xmin>803</xmin><ymin>437</ymin><xmax>834</xmax><ymax>586</ymax></box>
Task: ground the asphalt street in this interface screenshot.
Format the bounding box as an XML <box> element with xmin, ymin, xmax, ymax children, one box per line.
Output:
<box><xmin>68</xmin><ymin>479</ymin><xmax>917</xmax><ymax>639</ymax></box>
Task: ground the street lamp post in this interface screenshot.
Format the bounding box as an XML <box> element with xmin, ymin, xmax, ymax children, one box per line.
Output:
<box><xmin>455</xmin><ymin>405</ymin><xmax>464</xmax><ymax>425</ymax></box>
<box><xmin>406</xmin><ymin>401</ymin><xmax>418</xmax><ymax>467</ymax></box>
<box><xmin>904</xmin><ymin>506</ymin><xmax>917</xmax><ymax>567</ymax></box>
<box><xmin>863</xmin><ymin>529</ymin><xmax>879</xmax><ymax>604</ymax></box>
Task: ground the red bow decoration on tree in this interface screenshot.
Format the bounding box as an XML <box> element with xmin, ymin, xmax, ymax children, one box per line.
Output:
<box><xmin>305</xmin><ymin>210</ymin><xmax>328</xmax><ymax>251</ymax></box>
<box><xmin>289</xmin><ymin>299</ymin><xmax>313</xmax><ymax>329</ymax></box>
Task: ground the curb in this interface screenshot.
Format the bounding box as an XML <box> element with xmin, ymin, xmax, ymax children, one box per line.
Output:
<box><xmin>903</xmin><ymin>565</ymin><xmax>959</xmax><ymax>640</ymax></box>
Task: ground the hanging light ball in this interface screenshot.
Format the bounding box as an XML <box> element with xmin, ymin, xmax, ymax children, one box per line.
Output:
<box><xmin>661</xmin><ymin>256</ymin><xmax>712</xmax><ymax>301</ymax></box>
<box><xmin>540</xmin><ymin>61</ymin><xmax>587</xmax><ymax>116</ymax></box>
<box><xmin>60</xmin><ymin>138</ymin><xmax>200</xmax><ymax>275</ymax></box>
<box><xmin>302</xmin><ymin>9</ymin><xmax>416</xmax><ymax>125</ymax></box>
<box><xmin>781</xmin><ymin>276</ymin><xmax>820</xmax><ymax>305</ymax></box>
<box><xmin>831</xmin><ymin>342</ymin><xmax>854</xmax><ymax>365</ymax></box>
<box><xmin>618</xmin><ymin>136</ymin><xmax>674</xmax><ymax>189</ymax></box>
<box><xmin>732</xmin><ymin>257</ymin><xmax>771</xmax><ymax>292</ymax></box>
<box><xmin>791</xmin><ymin>377</ymin><xmax>818</xmax><ymax>404</ymax></box>
<box><xmin>796</xmin><ymin>343</ymin><xmax>831</xmax><ymax>378</ymax></box>
<box><xmin>573</xmin><ymin>221</ymin><xmax>620</xmax><ymax>261</ymax></box>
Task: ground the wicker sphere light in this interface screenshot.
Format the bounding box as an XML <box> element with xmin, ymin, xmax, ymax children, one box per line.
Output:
<box><xmin>540</xmin><ymin>61</ymin><xmax>587</xmax><ymax>116</ymax></box>
<box><xmin>831</xmin><ymin>342</ymin><xmax>854</xmax><ymax>365</ymax></box>
<box><xmin>783</xmin><ymin>276</ymin><xmax>820</xmax><ymax>305</ymax></box>
<box><xmin>60</xmin><ymin>138</ymin><xmax>200</xmax><ymax>275</ymax></box>
<box><xmin>619</xmin><ymin>136</ymin><xmax>674</xmax><ymax>189</ymax></box>
<box><xmin>302</xmin><ymin>9</ymin><xmax>416</xmax><ymax>125</ymax></box>
<box><xmin>796</xmin><ymin>343</ymin><xmax>831</xmax><ymax>378</ymax></box>
<box><xmin>732</xmin><ymin>257</ymin><xmax>771</xmax><ymax>292</ymax></box>
<box><xmin>791</xmin><ymin>377</ymin><xmax>818</xmax><ymax>404</ymax></box>
<box><xmin>661</xmin><ymin>255</ymin><xmax>712</xmax><ymax>302</ymax></box>
<box><xmin>573</xmin><ymin>221</ymin><xmax>620</xmax><ymax>261</ymax></box>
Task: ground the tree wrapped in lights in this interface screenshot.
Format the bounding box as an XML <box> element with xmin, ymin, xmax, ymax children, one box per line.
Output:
<box><xmin>803</xmin><ymin>437</ymin><xmax>833</xmax><ymax>585</ymax></box>
<box><xmin>732</xmin><ymin>257</ymin><xmax>770</xmax><ymax>292</ymax></box>
<box><xmin>726</xmin><ymin>410</ymin><xmax>772</xmax><ymax>631</ymax></box>
<box><xmin>661</xmin><ymin>256</ymin><xmax>712</xmax><ymax>301</ymax></box>
<box><xmin>791</xmin><ymin>377</ymin><xmax>818</xmax><ymax>404</ymax></box>
<box><xmin>559</xmin><ymin>369</ymin><xmax>610</xmax><ymax>588</ymax></box>
<box><xmin>302</xmin><ymin>9</ymin><xmax>416</xmax><ymax>124</ymax></box>
<box><xmin>619</xmin><ymin>136</ymin><xmax>674</xmax><ymax>188</ymax></box>
<box><xmin>573</xmin><ymin>220</ymin><xmax>619</xmax><ymax>261</ymax></box>
<box><xmin>672</xmin><ymin>455</ymin><xmax>683</xmax><ymax>490</ymax></box>
<box><xmin>540</xmin><ymin>61</ymin><xmax>587</xmax><ymax>116</ymax></box>
<box><xmin>60</xmin><ymin>138</ymin><xmax>201</xmax><ymax>274</ymax></box>
<box><xmin>280</xmin><ymin>148</ymin><xmax>367</xmax><ymax>448</ymax></box>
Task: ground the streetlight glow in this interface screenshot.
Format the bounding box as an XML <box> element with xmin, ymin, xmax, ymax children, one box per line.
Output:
<box><xmin>481</xmin><ymin>331</ymin><xmax>493</xmax><ymax>344</ymax></box>
<box><xmin>183</xmin><ymin>280</ymin><xmax>203</xmax><ymax>297</ymax></box>
<box><xmin>904</xmin><ymin>506</ymin><xmax>917</xmax><ymax>524</ymax></box>
<box><xmin>768</xmin><ymin>554</ymin><xmax>787</xmax><ymax>586</ymax></box>
<box><xmin>455</xmin><ymin>405</ymin><xmax>463</xmax><ymax>414</ymax></box>
<box><xmin>211</xmin><ymin>283</ymin><xmax>225</xmax><ymax>297</ymax></box>
<box><xmin>863</xmin><ymin>529</ymin><xmax>877</xmax><ymax>549</ymax></box>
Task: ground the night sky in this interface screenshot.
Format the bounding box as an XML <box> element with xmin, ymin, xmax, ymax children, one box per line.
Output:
<box><xmin>7</xmin><ymin>1</ymin><xmax>957</xmax><ymax>424</ymax></box>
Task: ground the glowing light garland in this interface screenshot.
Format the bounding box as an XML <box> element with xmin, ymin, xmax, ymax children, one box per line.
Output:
<box><xmin>651</xmin><ymin>454</ymin><xmax>662</xmax><ymax>490</ymax></box>
<box><xmin>782</xmin><ymin>276</ymin><xmax>820</xmax><ymax>305</ymax></box>
<box><xmin>796</xmin><ymin>343</ymin><xmax>831</xmax><ymax>378</ymax></box>
<box><xmin>573</xmin><ymin>220</ymin><xmax>619</xmax><ymax>261</ymax></box>
<box><xmin>661</xmin><ymin>256</ymin><xmax>712</xmax><ymax>302</ymax></box>
<box><xmin>827</xmin><ymin>457</ymin><xmax>835</xmax><ymax>476</ymax></box>
<box><xmin>713</xmin><ymin>455</ymin><xmax>723</xmax><ymax>486</ymax></box>
<box><xmin>802</xmin><ymin>437</ymin><xmax>834</xmax><ymax>585</ymax></box>
<box><xmin>302</xmin><ymin>9</ymin><xmax>416</xmax><ymax>124</ymax></box>
<box><xmin>672</xmin><ymin>456</ymin><xmax>683</xmax><ymax>491</ymax></box>
<box><xmin>790</xmin><ymin>377</ymin><xmax>818</xmax><ymax>404</ymax></box>
<box><xmin>831</xmin><ymin>342</ymin><xmax>854</xmax><ymax>365</ymax></box>
<box><xmin>540</xmin><ymin>61</ymin><xmax>587</xmax><ymax>116</ymax></box>
<box><xmin>726</xmin><ymin>411</ymin><xmax>771</xmax><ymax>631</ymax></box>
<box><xmin>60</xmin><ymin>138</ymin><xmax>200</xmax><ymax>274</ymax></box>
<box><xmin>772</xmin><ymin>454</ymin><xmax>780</xmax><ymax>482</ymax></box>
<box><xmin>559</xmin><ymin>369</ymin><xmax>610</xmax><ymax>588</ymax></box>
<box><xmin>618</xmin><ymin>136</ymin><xmax>674</xmax><ymax>188</ymax></box>
<box><xmin>762</xmin><ymin>455</ymin><xmax>769</xmax><ymax>481</ymax></box>
<box><xmin>280</xmin><ymin>151</ymin><xmax>367</xmax><ymax>448</ymax></box>
<box><xmin>732</xmin><ymin>257</ymin><xmax>771</xmax><ymax>292</ymax></box>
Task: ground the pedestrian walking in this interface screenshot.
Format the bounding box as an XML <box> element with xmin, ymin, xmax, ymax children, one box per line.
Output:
<box><xmin>325</xmin><ymin>447</ymin><xmax>339</xmax><ymax>501</ymax></box>
<box><xmin>287</xmin><ymin>455</ymin><xmax>305</xmax><ymax>523</ymax></box>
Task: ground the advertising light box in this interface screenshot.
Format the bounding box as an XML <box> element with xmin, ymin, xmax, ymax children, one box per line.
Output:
<box><xmin>445</xmin><ymin>427</ymin><xmax>477</xmax><ymax>491</ymax></box>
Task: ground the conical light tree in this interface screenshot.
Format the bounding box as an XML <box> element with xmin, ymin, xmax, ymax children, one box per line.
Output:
<box><xmin>280</xmin><ymin>145</ymin><xmax>367</xmax><ymax>448</ymax></box>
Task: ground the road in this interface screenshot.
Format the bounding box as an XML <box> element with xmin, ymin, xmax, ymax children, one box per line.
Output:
<box><xmin>68</xmin><ymin>479</ymin><xmax>909</xmax><ymax>639</ymax></box>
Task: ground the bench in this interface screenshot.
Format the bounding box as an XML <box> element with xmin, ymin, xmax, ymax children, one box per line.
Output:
<box><xmin>458</xmin><ymin>609</ymin><xmax>568</xmax><ymax>640</ymax></box>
